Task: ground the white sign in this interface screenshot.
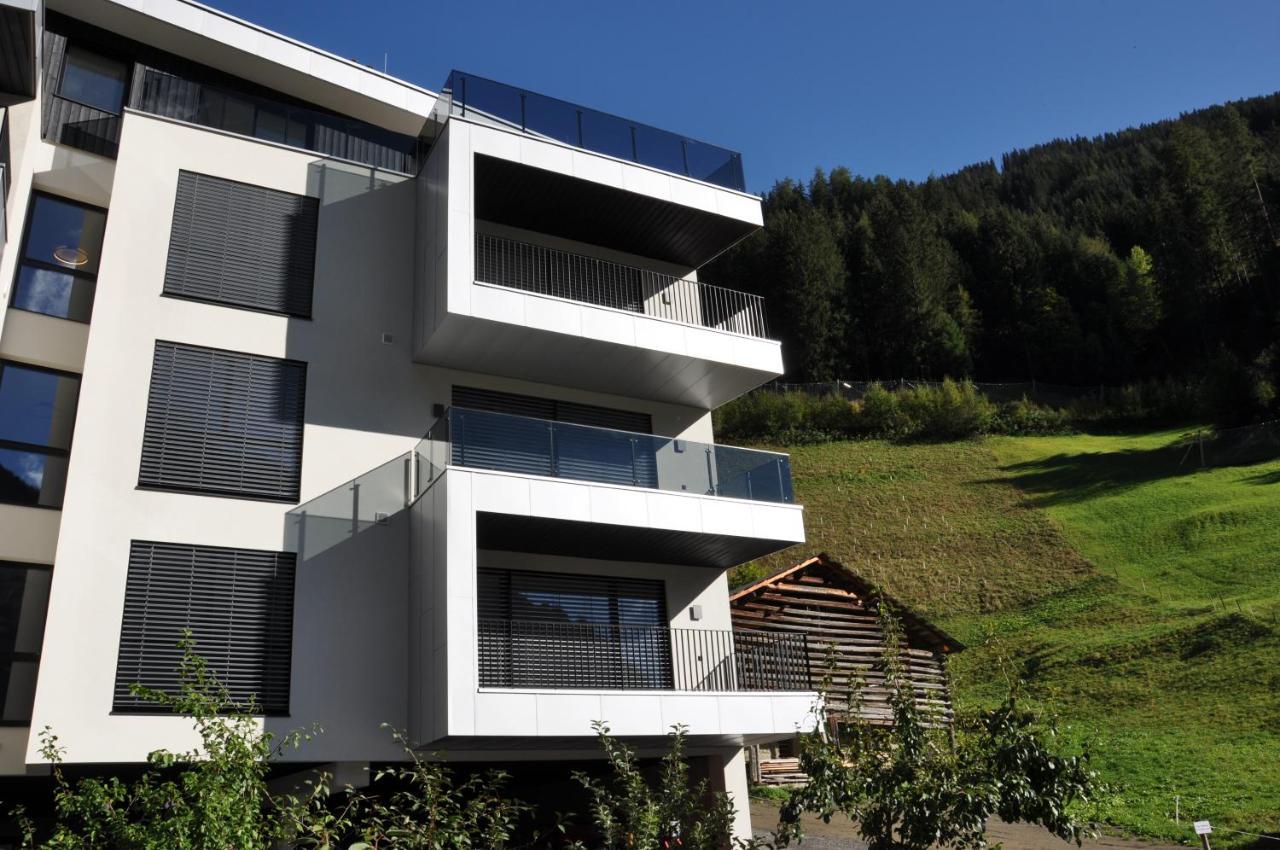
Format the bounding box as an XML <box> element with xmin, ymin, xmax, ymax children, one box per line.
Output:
<box><xmin>1194</xmin><ymin>821</ymin><xmax>1212</xmax><ymax>836</ymax></box>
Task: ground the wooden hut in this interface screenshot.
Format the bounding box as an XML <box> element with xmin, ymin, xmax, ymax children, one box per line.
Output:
<box><xmin>730</xmin><ymin>554</ymin><xmax>964</xmax><ymax>786</ymax></box>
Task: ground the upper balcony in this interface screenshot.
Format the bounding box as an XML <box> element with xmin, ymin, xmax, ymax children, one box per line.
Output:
<box><xmin>413</xmin><ymin>105</ymin><xmax>779</xmax><ymax>408</ymax></box>
<box><xmin>433</xmin><ymin>70</ymin><xmax>746</xmax><ymax>192</ymax></box>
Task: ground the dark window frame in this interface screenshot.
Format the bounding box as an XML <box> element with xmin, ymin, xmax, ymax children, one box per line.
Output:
<box><xmin>56</xmin><ymin>43</ymin><xmax>130</xmax><ymax>116</ymax></box>
<box><xmin>9</xmin><ymin>190</ymin><xmax>109</xmax><ymax>325</ymax></box>
<box><xmin>136</xmin><ymin>341</ymin><xmax>308</xmax><ymax>503</ymax></box>
<box><xmin>0</xmin><ymin>560</ymin><xmax>52</xmax><ymax>726</ymax></box>
<box><xmin>0</xmin><ymin>359</ymin><xmax>81</xmax><ymax>511</ymax></box>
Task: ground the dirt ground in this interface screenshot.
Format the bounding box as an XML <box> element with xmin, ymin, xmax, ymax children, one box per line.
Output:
<box><xmin>750</xmin><ymin>800</ymin><xmax>1190</xmax><ymax>850</ymax></box>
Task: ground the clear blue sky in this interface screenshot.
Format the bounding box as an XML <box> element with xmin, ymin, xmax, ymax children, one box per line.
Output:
<box><xmin>209</xmin><ymin>0</ymin><xmax>1280</xmax><ymax>194</ymax></box>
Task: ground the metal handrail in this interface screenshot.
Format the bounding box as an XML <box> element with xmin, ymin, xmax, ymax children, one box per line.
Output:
<box><xmin>475</xmin><ymin>232</ymin><xmax>769</xmax><ymax>338</ymax></box>
<box><xmin>477</xmin><ymin>619</ymin><xmax>811</xmax><ymax>692</ymax></box>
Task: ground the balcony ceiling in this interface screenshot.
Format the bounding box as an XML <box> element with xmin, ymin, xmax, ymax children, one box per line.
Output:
<box><xmin>0</xmin><ymin>2</ymin><xmax>37</xmax><ymax>105</ymax></box>
<box><xmin>476</xmin><ymin>512</ymin><xmax>796</xmax><ymax>570</ymax></box>
<box><xmin>475</xmin><ymin>155</ymin><xmax>758</xmax><ymax>269</ymax></box>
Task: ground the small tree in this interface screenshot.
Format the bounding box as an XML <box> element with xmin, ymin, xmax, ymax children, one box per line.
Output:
<box><xmin>27</xmin><ymin>636</ymin><xmax>316</xmax><ymax>850</ymax></box>
<box><xmin>776</xmin><ymin>605</ymin><xmax>1102</xmax><ymax>850</ymax></box>
<box><xmin>574</xmin><ymin>722</ymin><xmax>745</xmax><ymax>850</ymax></box>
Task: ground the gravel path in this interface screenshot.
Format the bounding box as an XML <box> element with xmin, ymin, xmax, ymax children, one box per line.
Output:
<box><xmin>750</xmin><ymin>800</ymin><xmax>1190</xmax><ymax>850</ymax></box>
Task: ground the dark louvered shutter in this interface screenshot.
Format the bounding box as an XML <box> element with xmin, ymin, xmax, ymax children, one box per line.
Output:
<box><xmin>139</xmin><ymin>342</ymin><xmax>306</xmax><ymax>501</ymax></box>
<box><xmin>114</xmin><ymin>541</ymin><xmax>295</xmax><ymax>714</ymax></box>
<box><xmin>477</xmin><ymin>568</ymin><xmax>670</xmax><ymax>689</ymax></box>
<box><xmin>163</xmin><ymin>171</ymin><xmax>318</xmax><ymax>317</ymax></box>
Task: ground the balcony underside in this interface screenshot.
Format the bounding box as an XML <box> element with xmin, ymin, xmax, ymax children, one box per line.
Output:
<box><xmin>476</xmin><ymin>154</ymin><xmax>757</xmax><ymax>269</ymax></box>
<box><xmin>419</xmin><ymin>309</ymin><xmax>782</xmax><ymax>409</ymax></box>
<box><xmin>478</xmin><ymin>512</ymin><xmax>795</xmax><ymax>569</ymax></box>
<box><xmin>0</xmin><ymin>2</ymin><xmax>36</xmax><ymax>105</ymax></box>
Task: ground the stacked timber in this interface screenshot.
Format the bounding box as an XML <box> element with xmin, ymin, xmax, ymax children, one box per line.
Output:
<box><xmin>731</xmin><ymin>554</ymin><xmax>962</xmax><ymax>749</ymax></box>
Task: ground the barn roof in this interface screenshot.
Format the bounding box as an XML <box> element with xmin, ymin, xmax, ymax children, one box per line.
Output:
<box><xmin>730</xmin><ymin>553</ymin><xmax>965</xmax><ymax>653</ymax></box>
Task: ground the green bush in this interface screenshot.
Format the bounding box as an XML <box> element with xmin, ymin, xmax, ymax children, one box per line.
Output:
<box><xmin>993</xmin><ymin>396</ymin><xmax>1074</xmax><ymax>436</ymax></box>
<box><xmin>897</xmin><ymin>379</ymin><xmax>995</xmax><ymax>440</ymax></box>
<box><xmin>714</xmin><ymin>390</ymin><xmax>855</xmax><ymax>443</ymax></box>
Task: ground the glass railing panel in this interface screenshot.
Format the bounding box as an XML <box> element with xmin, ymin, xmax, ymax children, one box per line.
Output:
<box><xmin>443</xmin><ymin>70</ymin><xmax>747</xmax><ymax>192</ymax></box>
<box><xmin>441</xmin><ymin>407</ymin><xmax>793</xmax><ymax>504</ymax></box>
<box><xmin>712</xmin><ymin>445</ymin><xmax>793</xmax><ymax>504</ymax></box>
<box><xmin>286</xmin><ymin>452</ymin><xmax>413</xmax><ymax>561</ymax></box>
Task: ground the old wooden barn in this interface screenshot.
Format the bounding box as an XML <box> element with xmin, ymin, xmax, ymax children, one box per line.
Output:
<box><xmin>730</xmin><ymin>554</ymin><xmax>963</xmax><ymax>785</ymax></box>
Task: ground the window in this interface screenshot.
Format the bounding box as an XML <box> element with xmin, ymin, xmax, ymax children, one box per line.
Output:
<box><xmin>10</xmin><ymin>193</ymin><xmax>107</xmax><ymax>322</ymax></box>
<box><xmin>477</xmin><ymin>568</ymin><xmax>671</xmax><ymax>689</ymax></box>
<box><xmin>0</xmin><ymin>562</ymin><xmax>52</xmax><ymax>724</ymax></box>
<box><xmin>58</xmin><ymin>46</ymin><xmax>128</xmax><ymax>114</ymax></box>
<box><xmin>163</xmin><ymin>172</ymin><xmax>318</xmax><ymax>317</ymax></box>
<box><xmin>138</xmin><ymin>342</ymin><xmax>306</xmax><ymax>502</ymax></box>
<box><xmin>0</xmin><ymin>361</ymin><xmax>80</xmax><ymax>508</ymax></box>
<box><xmin>114</xmin><ymin>541</ymin><xmax>295</xmax><ymax>714</ymax></box>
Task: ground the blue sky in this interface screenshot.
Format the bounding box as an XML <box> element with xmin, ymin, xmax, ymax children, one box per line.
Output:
<box><xmin>209</xmin><ymin>0</ymin><xmax>1280</xmax><ymax>193</ymax></box>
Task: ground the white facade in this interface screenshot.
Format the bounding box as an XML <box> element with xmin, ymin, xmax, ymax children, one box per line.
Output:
<box><xmin>0</xmin><ymin>0</ymin><xmax>811</xmax><ymax>841</ymax></box>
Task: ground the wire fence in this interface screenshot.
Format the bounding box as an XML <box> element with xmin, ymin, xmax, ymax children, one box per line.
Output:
<box><xmin>764</xmin><ymin>379</ymin><xmax>1118</xmax><ymax>407</ymax></box>
<box><xmin>1177</xmin><ymin>418</ymin><xmax>1280</xmax><ymax>471</ymax></box>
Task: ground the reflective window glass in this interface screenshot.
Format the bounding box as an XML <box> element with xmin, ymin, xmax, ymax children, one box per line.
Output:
<box><xmin>21</xmin><ymin>194</ymin><xmax>107</xmax><ymax>276</ymax></box>
<box><xmin>59</xmin><ymin>46</ymin><xmax>128</xmax><ymax>114</ymax></box>
<box><xmin>0</xmin><ymin>363</ymin><xmax>80</xmax><ymax>450</ymax></box>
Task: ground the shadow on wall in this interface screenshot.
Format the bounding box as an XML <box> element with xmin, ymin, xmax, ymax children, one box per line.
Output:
<box><xmin>283</xmin><ymin>160</ymin><xmax>434</xmax><ymax>437</ymax></box>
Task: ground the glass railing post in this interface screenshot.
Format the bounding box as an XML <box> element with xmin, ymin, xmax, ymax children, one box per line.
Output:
<box><xmin>548</xmin><ymin>420</ymin><xmax>558</xmax><ymax>476</ymax></box>
<box><xmin>681</xmin><ymin>139</ymin><xmax>690</xmax><ymax>177</ymax></box>
<box><xmin>705</xmin><ymin>446</ymin><xmax>715</xmax><ymax>496</ymax></box>
<box><xmin>350</xmin><ymin>482</ymin><xmax>360</xmax><ymax>537</ymax></box>
<box><xmin>776</xmin><ymin>459</ymin><xmax>786</xmax><ymax>503</ymax></box>
<box><xmin>630</xmin><ymin>437</ymin><xmax>639</xmax><ymax>486</ymax></box>
<box><xmin>519</xmin><ymin>93</ymin><xmax>526</xmax><ymax>132</ymax></box>
<box><xmin>458</xmin><ymin>74</ymin><xmax>467</xmax><ymax>117</ymax></box>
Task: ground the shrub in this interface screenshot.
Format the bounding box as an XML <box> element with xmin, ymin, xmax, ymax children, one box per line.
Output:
<box><xmin>993</xmin><ymin>396</ymin><xmax>1073</xmax><ymax>436</ymax></box>
<box><xmin>897</xmin><ymin>378</ymin><xmax>995</xmax><ymax>440</ymax></box>
<box><xmin>857</xmin><ymin>382</ymin><xmax>912</xmax><ymax>438</ymax></box>
<box><xmin>714</xmin><ymin>390</ymin><xmax>855</xmax><ymax>443</ymax></box>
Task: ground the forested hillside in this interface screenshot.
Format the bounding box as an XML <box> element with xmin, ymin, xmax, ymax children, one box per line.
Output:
<box><xmin>710</xmin><ymin>92</ymin><xmax>1280</xmax><ymax>391</ymax></box>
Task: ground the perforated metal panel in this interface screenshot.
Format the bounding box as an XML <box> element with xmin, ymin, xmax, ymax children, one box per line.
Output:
<box><xmin>114</xmin><ymin>541</ymin><xmax>295</xmax><ymax>714</ymax></box>
<box><xmin>138</xmin><ymin>342</ymin><xmax>306</xmax><ymax>502</ymax></box>
<box><xmin>164</xmin><ymin>171</ymin><xmax>318</xmax><ymax>317</ymax></box>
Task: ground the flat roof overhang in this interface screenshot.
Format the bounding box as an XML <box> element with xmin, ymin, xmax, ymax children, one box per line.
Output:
<box><xmin>475</xmin><ymin>154</ymin><xmax>758</xmax><ymax>269</ymax></box>
<box><xmin>0</xmin><ymin>0</ymin><xmax>37</xmax><ymax>105</ymax></box>
<box><xmin>419</xmin><ymin>309</ymin><xmax>782</xmax><ymax>410</ymax></box>
<box><xmin>47</xmin><ymin>0</ymin><xmax>435</xmax><ymax>135</ymax></box>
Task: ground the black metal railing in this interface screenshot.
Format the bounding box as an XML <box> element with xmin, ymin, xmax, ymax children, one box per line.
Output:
<box><xmin>475</xmin><ymin>232</ymin><xmax>769</xmax><ymax>338</ymax></box>
<box><xmin>439</xmin><ymin>70</ymin><xmax>746</xmax><ymax>192</ymax></box>
<box><xmin>478</xmin><ymin>620</ymin><xmax>811</xmax><ymax>692</ymax></box>
<box><xmin>1</xmin><ymin>108</ymin><xmax>10</xmax><ymax>241</ymax></box>
<box><xmin>423</xmin><ymin>407</ymin><xmax>793</xmax><ymax>504</ymax></box>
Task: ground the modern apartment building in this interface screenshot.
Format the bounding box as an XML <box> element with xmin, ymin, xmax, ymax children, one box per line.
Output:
<box><xmin>0</xmin><ymin>0</ymin><xmax>813</xmax><ymax>839</ymax></box>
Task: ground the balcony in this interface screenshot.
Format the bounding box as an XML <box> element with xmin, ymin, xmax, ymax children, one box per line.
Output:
<box><xmin>479</xmin><ymin>621</ymin><xmax>811</xmax><ymax>692</ymax></box>
<box><xmin>476</xmin><ymin>233</ymin><xmax>768</xmax><ymax>339</ymax></box>
<box><xmin>429</xmin><ymin>406</ymin><xmax>793</xmax><ymax>504</ymax></box>
<box><xmin>435</xmin><ymin>70</ymin><xmax>746</xmax><ymax>192</ymax></box>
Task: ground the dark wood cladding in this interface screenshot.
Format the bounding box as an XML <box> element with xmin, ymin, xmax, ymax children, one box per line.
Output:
<box><xmin>41</xmin><ymin>28</ymin><xmax>121</xmax><ymax>157</ymax></box>
<box><xmin>731</xmin><ymin>554</ymin><xmax>961</xmax><ymax>728</ymax></box>
<box><xmin>41</xmin><ymin>11</ymin><xmax>420</xmax><ymax>170</ymax></box>
<box><xmin>0</xmin><ymin>4</ymin><xmax>36</xmax><ymax>105</ymax></box>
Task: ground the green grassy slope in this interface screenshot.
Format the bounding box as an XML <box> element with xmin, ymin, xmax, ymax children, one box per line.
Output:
<box><xmin>735</xmin><ymin>430</ymin><xmax>1280</xmax><ymax>845</ymax></box>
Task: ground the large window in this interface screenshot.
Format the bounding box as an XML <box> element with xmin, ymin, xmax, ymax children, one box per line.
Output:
<box><xmin>58</xmin><ymin>46</ymin><xmax>128</xmax><ymax>114</ymax></box>
<box><xmin>0</xmin><ymin>361</ymin><xmax>80</xmax><ymax>509</ymax></box>
<box><xmin>10</xmin><ymin>193</ymin><xmax>107</xmax><ymax>323</ymax></box>
<box><xmin>477</xmin><ymin>568</ymin><xmax>671</xmax><ymax>689</ymax></box>
<box><xmin>163</xmin><ymin>172</ymin><xmax>318</xmax><ymax>317</ymax></box>
<box><xmin>114</xmin><ymin>541</ymin><xmax>295</xmax><ymax>714</ymax></box>
<box><xmin>0</xmin><ymin>562</ymin><xmax>51</xmax><ymax>724</ymax></box>
<box><xmin>138</xmin><ymin>342</ymin><xmax>306</xmax><ymax>502</ymax></box>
